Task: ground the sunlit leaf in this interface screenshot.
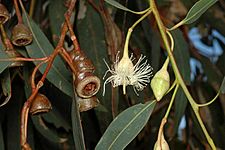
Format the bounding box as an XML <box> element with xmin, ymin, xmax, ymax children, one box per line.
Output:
<box><xmin>95</xmin><ymin>101</ymin><xmax>156</xmax><ymax>150</ymax></box>
<box><xmin>220</xmin><ymin>77</ymin><xmax>225</xmax><ymax>94</ymax></box>
<box><xmin>104</xmin><ymin>0</ymin><xmax>148</xmax><ymax>14</ymax></box>
<box><xmin>0</xmin><ymin>69</ymin><xmax>11</xmax><ymax>107</ymax></box>
<box><xmin>22</xmin><ymin>12</ymin><xmax>73</xmax><ymax>97</ymax></box>
<box><xmin>181</xmin><ymin>0</ymin><xmax>218</xmax><ymax>25</ymax></box>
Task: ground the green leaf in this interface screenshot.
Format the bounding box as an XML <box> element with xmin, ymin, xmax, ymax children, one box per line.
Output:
<box><xmin>77</xmin><ymin>1</ymin><xmax>112</xmax><ymax>131</ymax></box>
<box><xmin>173</xmin><ymin>87</ymin><xmax>187</xmax><ymax>136</ymax></box>
<box><xmin>42</xmin><ymin>108</ymin><xmax>71</xmax><ymax>132</ymax></box>
<box><xmin>182</xmin><ymin>0</ymin><xmax>218</xmax><ymax>25</ymax></box>
<box><xmin>0</xmin><ymin>43</ymin><xmax>11</xmax><ymax>74</ymax></box>
<box><xmin>220</xmin><ymin>77</ymin><xmax>225</xmax><ymax>94</ymax></box>
<box><xmin>49</xmin><ymin>0</ymin><xmax>67</xmax><ymax>46</ymax></box>
<box><xmin>95</xmin><ymin>101</ymin><xmax>156</xmax><ymax>150</ymax></box>
<box><xmin>172</xmin><ymin>29</ymin><xmax>191</xmax><ymax>84</ymax></box>
<box><xmin>104</xmin><ymin>0</ymin><xmax>148</xmax><ymax>14</ymax></box>
<box><xmin>22</xmin><ymin>12</ymin><xmax>73</xmax><ymax>97</ymax></box>
<box><xmin>32</xmin><ymin>116</ymin><xmax>67</xmax><ymax>143</ymax></box>
<box><xmin>71</xmin><ymin>93</ymin><xmax>86</xmax><ymax>150</ymax></box>
<box><xmin>0</xmin><ymin>69</ymin><xmax>11</xmax><ymax>107</ymax></box>
<box><xmin>201</xmin><ymin>56</ymin><xmax>223</xmax><ymax>84</ymax></box>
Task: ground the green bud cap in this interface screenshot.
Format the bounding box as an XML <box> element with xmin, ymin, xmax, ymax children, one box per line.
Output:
<box><xmin>151</xmin><ymin>67</ymin><xmax>170</xmax><ymax>101</ymax></box>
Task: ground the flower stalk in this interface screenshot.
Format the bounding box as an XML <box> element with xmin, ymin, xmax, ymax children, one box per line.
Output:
<box><xmin>150</xmin><ymin>0</ymin><xmax>216</xmax><ymax>149</ymax></box>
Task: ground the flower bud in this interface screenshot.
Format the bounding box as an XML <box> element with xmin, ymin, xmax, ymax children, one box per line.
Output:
<box><xmin>0</xmin><ymin>3</ymin><xmax>10</xmax><ymax>24</ymax></box>
<box><xmin>154</xmin><ymin>118</ymin><xmax>170</xmax><ymax>150</ymax></box>
<box><xmin>150</xmin><ymin>67</ymin><xmax>170</xmax><ymax>101</ymax></box>
<box><xmin>154</xmin><ymin>132</ymin><xmax>170</xmax><ymax>150</ymax></box>
<box><xmin>11</xmin><ymin>23</ymin><xmax>33</xmax><ymax>46</ymax></box>
<box><xmin>30</xmin><ymin>93</ymin><xmax>52</xmax><ymax>115</ymax></box>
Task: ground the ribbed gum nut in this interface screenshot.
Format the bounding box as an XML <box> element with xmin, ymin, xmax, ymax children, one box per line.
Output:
<box><xmin>70</xmin><ymin>50</ymin><xmax>101</xmax><ymax>98</ymax></box>
<box><xmin>74</xmin><ymin>72</ymin><xmax>101</xmax><ymax>98</ymax></box>
<box><xmin>11</xmin><ymin>24</ymin><xmax>33</xmax><ymax>46</ymax></box>
<box><xmin>154</xmin><ymin>133</ymin><xmax>170</xmax><ymax>150</ymax></box>
<box><xmin>5</xmin><ymin>48</ymin><xmax>25</xmax><ymax>67</ymax></box>
<box><xmin>151</xmin><ymin>67</ymin><xmax>170</xmax><ymax>101</ymax></box>
<box><xmin>77</xmin><ymin>96</ymin><xmax>99</xmax><ymax>112</ymax></box>
<box><xmin>0</xmin><ymin>4</ymin><xmax>10</xmax><ymax>24</ymax></box>
<box><xmin>30</xmin><ymin>94</ymin><xmax>52</xmax><ymax>115</ymax></box>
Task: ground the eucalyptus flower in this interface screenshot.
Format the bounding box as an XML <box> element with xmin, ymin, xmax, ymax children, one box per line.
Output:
<box><xmin>103</xmin><ymin>53</ymin><xmax>153</xmax><ymax>95</ymax></box>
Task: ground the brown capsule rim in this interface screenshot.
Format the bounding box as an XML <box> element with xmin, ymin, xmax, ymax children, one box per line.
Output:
<box><xmin>0</xmin><ymin>3</ymin><xmax>10</xmax><ymax>24</ymax></box>
<box><xmin>76</xmin><ymin>75</ymin><xmax>100</xmax><ymax>98</ymax></box>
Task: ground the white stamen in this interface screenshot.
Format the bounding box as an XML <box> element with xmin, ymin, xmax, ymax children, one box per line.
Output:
<box><xmin>103</xmin><ymin>54</ymin><xmax>153</xmax><ymax>96</ymax></box>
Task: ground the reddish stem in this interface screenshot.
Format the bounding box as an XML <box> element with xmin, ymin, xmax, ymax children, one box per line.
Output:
<box><xmin>13</xmin><ymin>0</ymin><xmax>23</xmax><ymax>24</ymax></box>
<box><xmin>20</xmin><ymin>0</ymin><xmax>78</xmax><ymax>148</ymax></box>
<box><xmin>64</xmin><ymin>14</ymin><xmax>81</xmax><ymax>52</ymax></box>
<box><xmin>0</xmin><ymin>57</ymin><xmax>48</xmax><ymax>62</ymax></box>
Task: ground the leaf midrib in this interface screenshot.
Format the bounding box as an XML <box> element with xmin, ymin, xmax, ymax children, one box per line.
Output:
<box><xmin>184</xmin><ymin>0</ymin><xmax>217</xmax><ymax>24</ymax></box>
<box><xmin>107</xmin><ymin>101</ymin><xmax>155</xmax><ymax>149</ymax></box>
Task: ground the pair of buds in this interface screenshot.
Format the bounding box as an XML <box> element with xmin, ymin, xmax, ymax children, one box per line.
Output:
<box><xmin>0</xmin><ymin>3</ymin><xmax>32</xmax><ymax>46</ymax></box>
<box><xmin>69</xmin><ymin>50</ymin><xmax>101</xmax><ymax>112</ymax></box>
<box><xmin>29</xmin><ymin>50</ymin><xmax>101</xmax><ymax>115</ymax></box>
<box><xmin>0</xmin><ymin>3</ymin><xmax>32</xmax><ymax>67</ymax></box>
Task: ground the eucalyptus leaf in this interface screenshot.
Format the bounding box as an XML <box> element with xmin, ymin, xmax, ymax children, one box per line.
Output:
<box><xmin>0</xmin><ymin>69</ymin><xmax>11</xmax><ymax>107</ymax></box>
<box><xmin>42</xmin><ymin>108</ymin><xmax>71</xmax><ymax>132</ymax></box>
<box><xmin>49</xmin><ymin>0</ymin><xmax>67</xmax><ymax>46</ymax></box>
<box><xmin>71</xmin><ymin>92</ymin><xmax>86</xmax><ymax>150</ymax></box>
<box><xmin>181</xmin><ymin>0</ymin><xmax>218</xmax><ymax>25</ymax></box>
<box><xmin>220</xmin><ymin>77</ymin><xmax>225</xmax><ymax>94</ymax></box>
<box><xmin>0</xmin><ymin>42</ymin><xmax>11</xmax><ymax>74</ymax></box>
<box><xmin>32</xmin><ymin>116</ymin><xmax>67</xmax><ymax>143</ymax></box>
<box><xmin>77</xmin><ymin>1</ymin><xmax>112</xmax><ymax>131</ymax></box>
<box><xmin>172</xmin><ymin>29</ymin><xmax>191</xmax><ymax>84</ymax></box>
<box><xmin>173</xmin><ymin>87</ymin><xmax>187</xmax><ymax>136</ymax></box>
<box><xmin>22</xmin><ymin>12</ymin><xmax>73</xmax><ymax>97</ymax></box>
<box><xmin>95</xmin><ymin>101</ymin><xmax>156</xmax><ymax>150</ymax></box>
<box><xmin>104</xmin><ymin>0</ymin><xmax>148</xmax><ymax>14</ymax></box>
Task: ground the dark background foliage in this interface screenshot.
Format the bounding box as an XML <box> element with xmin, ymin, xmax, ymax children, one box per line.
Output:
<box><xmin>0</xmin><ymin>0</ymin><xmax>224</xmax><ymax>149</ymax></box>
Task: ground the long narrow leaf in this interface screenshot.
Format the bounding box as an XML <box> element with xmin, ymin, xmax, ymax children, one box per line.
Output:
<box><xmin>95</xmin><ymin>100</ymin><xmax>156</xmax><ymax>150</ymax></box>
<box><xmin>0</xmin><ymin>69</ymin><xmax>11</xmax><ymax>107</ymax></box>
<box><xmin>22</xmin><ymin>12</ymin><xmax>73</xmax><ymax>97</ymax></box>
<box><xmin>220</xmin><ymin>77</ymin><xmax>225</xmax><ymax>94</ymax></box>
<box><xmin>0</xmin><ymin>43</ymin><xmax>11</xmax><ymax>74</ymax></box>
<box><xmin>31</xmin><ymin>116</ymin><xmax>67</xmax><ymax>143</ymax></box>
<box><xmin>71</xmin><ymin>91</ymin><xmax>86</xmax><ymax>150</ymax></box>
<box><xmin>104</xmin><ymin>0</ymin><xmax>148</xmax><ymax>14</ymax></box>
<box><xmin>182</xmin><ymin>0</ymin><xmax>218</xmax><ymax>24</ymax></box>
